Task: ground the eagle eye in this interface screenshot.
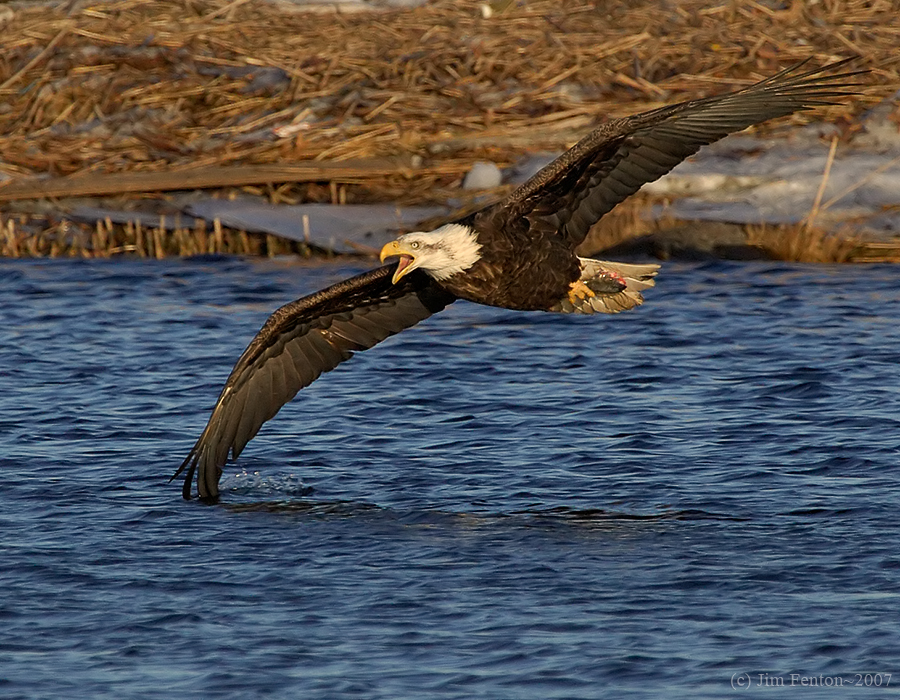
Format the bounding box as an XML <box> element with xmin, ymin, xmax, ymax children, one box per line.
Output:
<box><xmin>410</xmin><ymin>241</ymin><xmax>421</xmax><ymax>250</ymax></box>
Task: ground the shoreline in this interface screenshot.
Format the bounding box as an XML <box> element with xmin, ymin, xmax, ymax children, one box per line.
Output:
<box><xmin>0</xmin><ymin>0</ymin><xmax>897</xmax><ymax>262</ymax></box>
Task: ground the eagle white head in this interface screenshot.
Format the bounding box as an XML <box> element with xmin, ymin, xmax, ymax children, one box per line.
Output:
<box><xmin>380</xmin><ymin>223</ymin><xmax>482</xmax><ymax>284</ymax></box>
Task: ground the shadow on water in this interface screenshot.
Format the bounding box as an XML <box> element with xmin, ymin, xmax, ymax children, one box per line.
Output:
<box><xmin>221</xmin><ymin>497</ymin><xmax>749</xmax><ymax>530</ymax></box>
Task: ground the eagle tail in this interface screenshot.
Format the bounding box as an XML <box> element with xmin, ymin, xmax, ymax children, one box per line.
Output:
<box><xmin>552</xmin><ymin>258</ymin><xmax>660</xmax><ymax>314</ymax></box>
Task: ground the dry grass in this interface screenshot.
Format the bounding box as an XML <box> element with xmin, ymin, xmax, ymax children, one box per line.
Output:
<box><xmin>0</xmin><ymin>0</ymin><xmax>896</xmax><ymax>259</ymax></box>
<box><xmin>577</xmin><ymin>195</ymin><xmax>653</xmax><ymax>254</ymax></box>
<box><xmin>0</xmin><ymin>213</ymin><xmax>314</xmax><ymax>258</ymax></box>
<box><xmin>746</xmin><ymin>221</ymin><xmax>900</xmax><ymax>264</ymax></box>
<box><xmin>745</xmin><ymin>221</ymin><xmax>861</xmax><ymax>263</ymax></box>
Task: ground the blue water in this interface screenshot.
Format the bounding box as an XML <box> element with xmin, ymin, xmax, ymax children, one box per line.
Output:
<box><xmin>2</xmin><ymin>257</ymin><xmax>899</xmax><ymax>699</ymax></box>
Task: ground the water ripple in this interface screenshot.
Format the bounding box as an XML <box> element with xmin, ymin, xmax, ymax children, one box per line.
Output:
<box><xmin>1</xmin><ymin>258</ymin><xmax>899</xmax><ymax>699</ymax></box>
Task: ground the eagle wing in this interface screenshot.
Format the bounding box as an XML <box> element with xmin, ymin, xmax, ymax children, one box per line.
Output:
<box><xmin>173</xmin><ymin>265</ymin><xmax>455</xmax><ymax>500</ymax></box>
<box><xmin>487</xmin><ymin>58</ymin><xmax>862</xmax><ymax>248</ymax></box>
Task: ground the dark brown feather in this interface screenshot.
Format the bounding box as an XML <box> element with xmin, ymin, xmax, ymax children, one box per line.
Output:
<box><xmin>478</xmin><ymin>58</ymin><xmax>864</xmax><ymax>249</ymax></box>
<box><xmin>173</xmin><ymin>265</ymin><xmax>455</xmax><ymax>500</ymax></box>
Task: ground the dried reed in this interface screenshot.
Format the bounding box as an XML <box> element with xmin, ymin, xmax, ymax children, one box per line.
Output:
<box><xmin>745</xmin><ymin>221</ymin><xmax>861</xmax><ymax>263</ymax></box>
<box><xmin>0</xmin><ymin>214</ymin><xmax>313</xmax><ymax>259</ymax></box>
<box><xmin>0</xmin><ymin>0</ymin><xmax>895</xmax><ymax>260</ymax></box>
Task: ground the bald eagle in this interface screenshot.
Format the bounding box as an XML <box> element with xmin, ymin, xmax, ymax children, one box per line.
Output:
<box><xmin>174</xmin><ymin>60</ymin><xmax>860</xmax><ymax>500</ymax></box>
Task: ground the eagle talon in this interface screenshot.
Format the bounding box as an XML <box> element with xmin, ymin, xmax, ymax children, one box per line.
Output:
<box><xmin>568</xmin><ymin>280</ymin><xmax>596</xmax><ymax>304</ymax></box>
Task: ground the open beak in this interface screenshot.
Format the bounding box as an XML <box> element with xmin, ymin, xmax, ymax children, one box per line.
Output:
<box><xmin>380</xmin><ymin>241</ymin><xmax>417</xmax><ymax>284</ymax></box>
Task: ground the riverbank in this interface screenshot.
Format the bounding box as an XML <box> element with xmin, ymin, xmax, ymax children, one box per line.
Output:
<box><xmin>0</xmin><ymin>0</ymin><xmax>897</xmax><ymax>261</ymax></box>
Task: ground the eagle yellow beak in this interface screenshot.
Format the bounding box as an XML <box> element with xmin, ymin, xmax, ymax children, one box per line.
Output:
<box><xmin>380</xmin><ymin>240</ymin><xmax>417</xmax><ymax>284</ymax></box>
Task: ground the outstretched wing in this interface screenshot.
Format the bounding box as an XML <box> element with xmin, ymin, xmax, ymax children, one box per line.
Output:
<box><xmin>173</xmin><ymin>265</ymin><xmax>455</xmax><ymax>500</ymax></box>
<box><xmin>482</xmin><ymin>58</ymin><xmax>863</xmax><ymax>248</ymax></box>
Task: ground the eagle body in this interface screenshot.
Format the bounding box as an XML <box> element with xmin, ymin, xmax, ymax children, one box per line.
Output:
<box><xmin>436</xmin><ymin>216</ymin><xmax>583</xmax><ymax>311</ymax></box>
<box><xmin>174</xmin><ymin>59</ymin><xmax>863</xmax><ymax>501</ymax></box>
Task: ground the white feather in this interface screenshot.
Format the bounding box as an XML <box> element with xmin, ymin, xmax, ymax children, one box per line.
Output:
<box><xmin>399</xmin><ymin>223</ymin><xmax>482</xmax><ymax>280</ymax></box>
